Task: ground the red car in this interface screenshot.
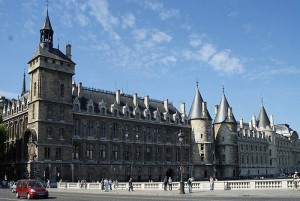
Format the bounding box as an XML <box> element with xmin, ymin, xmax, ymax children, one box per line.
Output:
<box><xmin>15</xmin><ymin>179</ymin><xmax>49</xmax><ymax>199</ymax></box>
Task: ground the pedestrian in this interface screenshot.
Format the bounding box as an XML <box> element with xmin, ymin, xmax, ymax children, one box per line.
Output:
<box><xmin>104</xmin><ymin>178</ymin><xmax>109</xmax><ymax>192</ymax></box>
<box><xmin>100</xmin><ymin>179</ymin><xmax>104</xmax><ymax>191</ymax></box>
<box><xmin>163</xmin><ymin>176</ymin><xmax>168</xmax><ymax>191</ymax></box>
<box><xmin>46</xmin><ymin>179</ymin><xmax>50</xmax><ymax>188</ymax></box>
<box><xmin>168</xmin><ymin>177</ymin><xmax>172</xmax><ymax>191</ymax></box>
<box><xmin>293</xmin><ymin>172</ymin><xmax>298</xmax><ymax>190</ymax></box>
<box><xmin>128</xmin><ymin>178</ymin><xmax>133</xmax><ymax>191</ymax></box>
<box><xmin>114</xmin><ymin>179</ymin><xmax>118</xmax><ymax>190</ymax></box>
<box><xmin>109</xmin><ymin>178</ymin><xmax>112</xmax><ymax>190</ymax></box>
<box><xmin>188</xmin><ymin>177</ymin><xmax>193</xmax><ymax>193</ymax></box>
<box><xmin>209</xmin><ymin>176</ymin><xmax>215</xmax><ymax>190</ymax></box>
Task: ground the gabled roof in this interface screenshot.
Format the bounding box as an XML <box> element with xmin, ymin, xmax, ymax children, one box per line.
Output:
<box><xmin>214</xmin><ymin>90</ymin><xmax>236</xmax><ymax>124</ymax></box>
<box><xmin>188</xmin><ymin>84</ymin><xmax>211</xmax><ymax>120</ymax></box>
<box><xmin>29</xmin><ymin>46</ymin><xmax>74</xmax><ymax>63</ymax></box>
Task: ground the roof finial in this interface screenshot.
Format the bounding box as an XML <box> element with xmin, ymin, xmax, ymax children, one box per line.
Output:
<box><xmin>22</xmin><ymin>70</ymin><xmax>26</xmax><ymax>95</ymax></box>
<box><xmin>196</xmin><ymin>79</ymin><xmax>199</xmax><ymax>88</ymax></box>
<box><xmin>261</xmin><ymin>95</ymin><xmax>264</xmax><ymax>107</ymax></box>
<box><xmin>46</xmin><ymin>0</ymin><xmax>49</xmax><ymax>15</ymax></box>
<box><xmin>58</xmin><ymin>38</ymin><xmax>60</xmax><ymax>49</ymax></box>
<box><xmin>222</xmin><ymin>85</ymin><xmax>225</xmax><ymax>94</ymax></box>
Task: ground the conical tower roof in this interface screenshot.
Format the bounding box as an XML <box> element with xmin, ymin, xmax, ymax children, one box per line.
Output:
<box><xmin>257</xmin><ymin>103</ymin><xmax>270</xmax><ymax>129</ymax></box>
<box><xmin>214</xmin><ymin>88</ymin><xmax>236</xmax><ymax>124</ymax></box>
<box><xmin>188</xmin><ymin>82</ymin><xmax>211</xmax><ymax>120</ymax></box>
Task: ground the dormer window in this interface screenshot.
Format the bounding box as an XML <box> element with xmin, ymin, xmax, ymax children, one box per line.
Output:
<box><xmin>87</xmin><ymin>99</ymin><xmax>94</xmax><ymax>113</ymax></box>
<box><xmin>114</xmin><ymin>109</ymin><xmax>118</xmax><ymax>116</ymax></box>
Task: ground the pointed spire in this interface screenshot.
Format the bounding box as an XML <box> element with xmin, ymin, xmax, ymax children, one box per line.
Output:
<box><xmin>188</xmin><ymin>82</ymin><xmax>211</xmax><ymax>120</ymax></box>
<box><xmin>40</xmin><ymin>2</ymin><xmax>54</xmax><ymax>48</ymax></box>
<box><xmin>214</xmin><ymin>87</ymin><xmax>236</xmax><ymax>124</ymax></box>
<box><xmin>21</xmin><ymin>70</ymin><xmax>26</xmax><ymax>96</ymax></box>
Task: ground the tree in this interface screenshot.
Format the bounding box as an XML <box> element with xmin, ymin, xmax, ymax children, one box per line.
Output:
<box><xmin>0</xmin><ymin>124</ymin><xmax>7</xmax><ymax>159</ymax></box>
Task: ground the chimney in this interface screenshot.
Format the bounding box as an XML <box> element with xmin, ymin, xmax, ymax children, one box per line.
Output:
<box><xmin>164</xmin><ymin>99</ymin><xmax>168</xmax><ymax>112</ymax></box>
<box><xmin>133</xmin><ymin>93</ymin><xmax>138</xmax><ymax>107</ymax></box>
<box><xmin>214</xmin><ymin>105</ymin><xmax>219</xmax><ymax>116</ymax></box>
<box><xmin>252</xmin><ymin>115</ymin><xmax>256</xmax><ymax>128</ymax></box>
<box><xmin>270</xmin><ymin>115</ymin><xmax>274</xmax><ymax>127</ymax></box>
<box><xmin>144</xmin><ymin>95</ymin><xmax>149</xmax><ymax>109</ymax></box>
<box><xmin>66</xmin><ymin>44</ymin><xmax>72</xmax><ymax>60</ymax></box>
<box><xmin>180</xmin><ymin>102</ymin><xmax>186</xmax><ymax>114</ymax></box>
<box><xmin>249</xmin><ymin>121</ymin><xmax>253</xmax><ymax>130</ymax></box>
<box><xmin>240</xmin><ymin>118</ymin><xmax>244</xmax><ymax>129</ymax></box>
<box><xmin>78</xmin><ymin>82</ymin><xmax>82</xmax><ymax>98</ymax></box>
<box><xmin>116</xmin><ymin>90</ymin><xmax>121</xmax><ymax>104</ymax></box>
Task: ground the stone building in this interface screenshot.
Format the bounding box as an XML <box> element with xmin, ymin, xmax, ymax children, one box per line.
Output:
<box><xmin>1</xmin><ymin>10</ymin><xmax>299</xmax><ymax>182</ymax></box>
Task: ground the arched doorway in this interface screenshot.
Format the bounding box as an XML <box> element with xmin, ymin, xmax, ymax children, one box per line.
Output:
<box><xmin>165</xmin><ymin>168</ymin><xmax>175</xmax><ymax>180</ymax></box>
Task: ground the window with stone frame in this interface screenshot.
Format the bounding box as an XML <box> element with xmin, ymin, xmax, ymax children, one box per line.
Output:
<box><xmin>99</xmin><ymin>144</ymin><xmax>106</xmax><ymax>160</ymax></box>
<box><xmin>47</xmin><ymin>127</ymin><xmax>52</xmax><ymax>138</ymax></box>
<box><xmin>112</xmin><ymin>123</ymin><xmax>118</xmax><ymax>138</ymax></box>
<box><xmin>55</xmin><ymin>148</ymin><xmax>62</xmax><ymax>160</ymax></box>
<box><xmin>44</xmin><ymin>147</ymin><xmax>50</xmax><ymax>159</ymax></box>
<box><xmin>99</xmin><ymin>122</ymin><xmax>106</xmax><ymax>138</ymax></box>
<box><xmin>135</xmin><ymin>146</ymin><xmax>140</xmax><ymax>161</ymax></box>
<box><xmin>87</xmin><ymin>121</ymin><xmax>94</xmax><ymax>137</ymax></box>
<box><xmin>156</xmin><ymin>147</ymin><xmax>161</xmax><ymax>162</ymax></box>
<box><xmin>166</xmin><ymin>147</ymin><xmax>171</xmax><ymax>162</ymax></box>
<box><xmin>124</xmin><ymin>145</ymin><xmax>130</xmax><ymax>161</ymax></box>
<box><xmin>60</xmin><ymin>128</ymin><xmax>64</xmax><ymax>139</ymax></box>
<box><xmin>86</xmin><ymin>144</ymin><xmax>93</xmax><ymax>160</ymax></box>
<box><xmin>73</xmin><ymin>144</ymin><xmax>80</xmax><ymax>160</ymax></box>
<box><xmin>146</xmin><ymin>147</ymin><xmax>151</xmax><ymax>161</ymax></box>
<box><xmin>47</xmin><ymin>104</ymin><xmax>52</xmax><ymax>120</ymax></box>
<box><xmin>112</xmin><ymin>144</ymin><xmax>119</xmax><ymax>160</ymax></box>
<box><xmin>60</xmin><ymin>84</ymin><xmax>64</xmax><ymax>97</ymax></box>
<box><xmin>200</xmin><ymin>153</ymin><xmax>204</xmax><ymax>162</ymax></box>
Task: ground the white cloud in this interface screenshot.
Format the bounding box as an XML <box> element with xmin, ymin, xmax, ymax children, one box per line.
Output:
<box><xmin>208</xmin><ymin>49</ymin><xmax>243</xmax><ymax>74</ymax></box>
<box><xmin>144</xmin><ymin>0</ymin><xmax>179</xmax><ymax>20</ymax></box>
<box><xmin>77</xmin><ymin>14</ymin><xmax>89</xmax><ymax>26</ymax></box>
<box><xmin>189</xmin><ymin>34</ymin><xmax>203</xmax><ymax>47</ymax></box>
<box><xmin>161</xmin><ymin>55</ymin><xmax>177</xmax><ymax>65</ymax></box>
<box><xmin>122</xmin><ymin>13</ymin><xmax>135</xmax><ymax>28</ymax></box>
<box><xmin>151</xmin><ymin>31</ymin><xmax>172</xmax><ymax>44</ymax></box>
<box><xmin>132</xmin><ymin>29</ymin><xmax>148</xmax><ymax>41</ymax></box>
<box><xmin>198</xmin><ymin>43</ymin><xmax>217</xmax><ymax>61</ymax></box>
<box><xmin>87</xmin><ymin>0</ymin><xmax>120</xmax><ymax>41</ymax></box>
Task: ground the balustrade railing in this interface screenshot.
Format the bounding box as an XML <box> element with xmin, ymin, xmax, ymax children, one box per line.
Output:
<box><xmin>57</xmin><ymin>179</ymin><xmax>295</xmax><ymax>190</ymax></box>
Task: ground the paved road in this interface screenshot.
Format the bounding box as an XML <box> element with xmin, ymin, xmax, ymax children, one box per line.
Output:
<box><xmin>1</xmin><ymin>188</ymin><xmax>300</xmax><ymax>201</ymax></box>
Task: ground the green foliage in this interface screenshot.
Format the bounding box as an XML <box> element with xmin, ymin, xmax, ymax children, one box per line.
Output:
<box><xmin>0</xmin><ymin>124</ymin><xmax>7</xmax><ymax>159</ymax></box>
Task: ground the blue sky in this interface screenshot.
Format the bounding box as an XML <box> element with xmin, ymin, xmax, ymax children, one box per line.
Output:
<box><xmin>0</xmin><ymin>0</ymin><xmax>299</xmax><ymax>133</ymax></box>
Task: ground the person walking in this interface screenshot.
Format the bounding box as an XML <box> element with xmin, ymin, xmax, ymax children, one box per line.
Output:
<box><xmin>104</xmin><ymin>178</ymin><xmax>109</xmax><ymax>192</ymax></box>
<box><xmin>188</xmin><ymin>177</ymin><xmax>194</xmax><ymax>193</ymax></box>
<box><xmin>163</xmin><ymin>176</ymin><xmax>168</xmax><ymax>191</ymax></box>
<box><xmin>128</xmin><ymin>178</ymin><xmax>134</xmax><ymax>191</ymax></box>
<box><xmin>168</xmin><ymin>177</ymin><xmax>172</xmax><ymax>191</ymax></box>
<box><xmin>209</xmin><ymin>176</ymin><xmax>215</xmax><ymax>190</ymax></box>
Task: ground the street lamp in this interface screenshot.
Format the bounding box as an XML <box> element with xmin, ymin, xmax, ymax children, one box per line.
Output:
<box><xmin>178</xmin><ymin>131</ymin><xmax>185</xmax><ymax>194</ymax></box>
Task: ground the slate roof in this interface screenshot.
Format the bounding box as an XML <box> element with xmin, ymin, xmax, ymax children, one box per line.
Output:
<box><xmin>257</xmin><ymin>105</ymin><xmax>271</xmax><ymax>129</ymax></box>
<box><xmin>214</xmin><ymin>91</ymin><xmax>236</xmax><ymax>124</ymax></box>
<box><xmin>188</xmin><ymin>85</ymin><xmax>211</xmax><ymax>120</ymax></box>
<box><xmin>75</xmin><ymin>87</ymin><xmax>181</xmax><ymax>121</ymax></box>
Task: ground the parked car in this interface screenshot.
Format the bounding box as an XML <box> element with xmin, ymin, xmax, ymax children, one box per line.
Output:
<box><xmin>11</xmin><ymin>181</ymin><xmax>17</xmax><ymax>193</ymax></box>
<box><xmin>15</xmin><ymin>179</ymin><xmax>48</xmax><ymax>199</ymax></box>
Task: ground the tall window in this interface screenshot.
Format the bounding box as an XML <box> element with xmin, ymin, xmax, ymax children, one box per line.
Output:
<box><xmin>156</xmin><ymin>147</ymin><xmax>161</xmax><ymax>162</ymax></box>
<box><xmin>99</xmin><ymin>144</ymin><xmax>107</xmax><ymax>160</ymax></box>
<box><xmin>87</xmin><ymin>144</ymin><xmax>93</xmax><ymax>160</ymax></box>
<box><xmin>99</xmin><ymin>122</ymin><xmax>106</xmax><ymax>138</ymax></box>
<box><xmin>73</xmin><ymin>145</ymin><xmax>80</xmax><ymax>160</ymax></box>
<box><xmin>146</xmin><ymin>147</ymin><xmax>151</xmax><ymax>161</ymax></box>
<box><xmin>60</xmin><ymin>84</ymin><xmax>64</xmax><ymax>97</ymax></box>
<box><xmin>200</xmin><ymin>144</ymin><xmax>204</xmax><ymax>151</ymax></box>
<box><xmin>44</xmin><ymin>147</ymin><xmax>50</xmax><ymax>159</ymax></box>
<box><xmin>87</xmin><ymin>121</ymin><xmax>94</xmax><ymax>137</ymax></box>
<box><xmin>124</xmin><ymin>145</ymin><xmax>130</xmax><ymax>161</ymax></box>
<box><xmin>112</xmin><ymin>144</ymin><xmax>119</xmax><ymax>160</ymax></box>
<box><xmin>32</xmin><ymin>104</ymin><xmax>35</xmax><ymax>119</ymax></box>
<box><xmin>113</xmin><ymin>123</ymin><xmax>118</xmax><ymax>138</ymax></box>
<box><xmin>166</xmin><ymin>148</ymin><xmax>171</xmax><ymax>162</ymax></box>
<box><xmin>47</xmin><ymin>104</ymin><xmax>52</xmax><ymax>119</ymax></box>
<box><xmin>34</xmin><ymin>82</ymin><xmax>37</xmax><ymax>96</ymax></box>
<box><xmin>47</xmin><ymin>127</ymin><xmax>52</xmax><ymax>138</ymax></box>
<box><xmin>55</xmin><ymin>148</ymin><xmax>62</xmax><ymax>160</ymax></box>
<box><xmin>60</xmin><ymin>105</ymin><xmax>64</xmax><ymax>122</ymax></box>
<box><xmin>136</xmin><ymin>146</ymin><xmax>140</xmax><ymax>161</ymax></box>
<box><xmin>200</xmin><ymin>153</ymin><xmax>204</xmax><ymax>162</ymax></box>
<box><xmin>74</xmin><ymin>118</ymin><xmax>80</xmax><ymax>136</ymax></box>
<box><xmin>60</xmin><ymin>128</ymin><xmax>64</xmax><ymax>138</ymax></box>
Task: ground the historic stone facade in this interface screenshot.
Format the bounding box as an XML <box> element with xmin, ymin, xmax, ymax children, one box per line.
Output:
<box><xmin>1</xmin><ymin>11</ymin><xmax>299</xmax><ymax>183</ymax></box>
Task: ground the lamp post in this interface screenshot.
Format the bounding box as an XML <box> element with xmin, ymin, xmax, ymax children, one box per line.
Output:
<box><xmin>178</xmin><ymin>131</ymin><xmax>185</xmax><ymax>194</ymax></box>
